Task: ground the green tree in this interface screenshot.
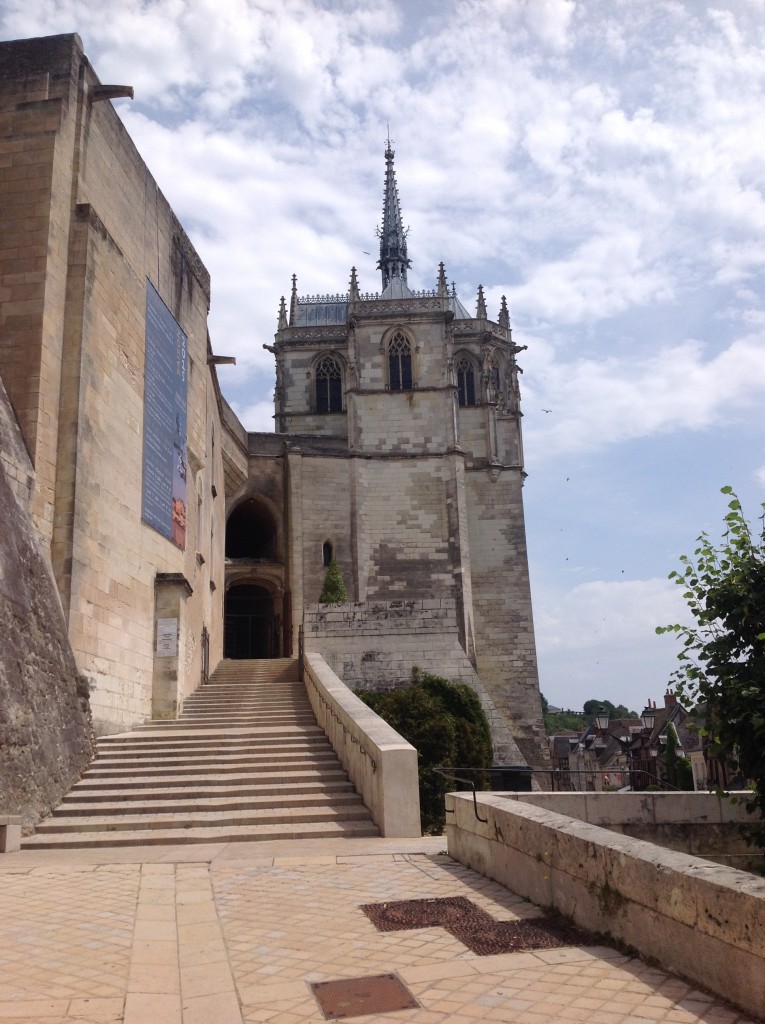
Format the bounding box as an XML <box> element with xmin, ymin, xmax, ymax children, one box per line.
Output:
<box><xmin>657</xmin><ymin>487</ymin><xmax>765</xmax><ymax>836</ymax></box>
<box><xmin>319</xmin><ymin>559</ymin><xmax>348</xmax><ymax>603</ymax></box>
<box><xmin>358</xmin><ymin>669</ymin><xmax>493</xmax><ymax>834</ymax></box>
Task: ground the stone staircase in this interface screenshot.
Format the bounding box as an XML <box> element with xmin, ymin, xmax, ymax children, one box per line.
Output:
<box><xmin>22</xmin><ymin>659</ymin><xmax>378</xmax><ymax>849</ymax></box>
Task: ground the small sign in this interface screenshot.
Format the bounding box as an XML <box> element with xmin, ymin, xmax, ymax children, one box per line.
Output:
<box><xmin>156</xmin><ymin>617</ymin><xmax>178</xmax><ymax>657</ymax></box>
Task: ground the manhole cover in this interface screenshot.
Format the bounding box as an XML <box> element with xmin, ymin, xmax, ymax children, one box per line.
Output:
<box><xmin>311</xmin><ymin>973</ymin><xmax>419</xmax><ymax>1020</ymax></box>
<box><xmin>360</xmin><ymin>896</ymin><xmax>591</xmax><ymax>955</ymax></box>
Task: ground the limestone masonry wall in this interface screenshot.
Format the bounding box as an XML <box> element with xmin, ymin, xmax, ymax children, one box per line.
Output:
<box><xmin>0</xmin><ymin>35</ymin><xmax>226</xmax><ymax>735</ymax></box>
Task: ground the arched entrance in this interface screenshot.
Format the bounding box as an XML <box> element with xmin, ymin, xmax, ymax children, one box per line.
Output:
<box><xmin>224</xmin><ymin>584</ymin><xmax>277</xmax><ymax>659</ymax></box>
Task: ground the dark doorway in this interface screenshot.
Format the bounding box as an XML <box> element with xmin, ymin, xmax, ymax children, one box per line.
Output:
<box><xmin>224</xmin><ymin>584</ymin><xmax>276</xmax><ymax>659</ymax></box>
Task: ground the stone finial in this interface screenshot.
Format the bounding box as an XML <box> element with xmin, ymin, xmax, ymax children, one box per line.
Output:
<box><xmin>437</xmin><ymin>262</ymin><xmax>448</xmax><ymax>296</ymax></box>
<box><xmin>349</xmin><ymin>266</ymin><xmax>360</xmax><ymax>301</ymax></box>
<box><xmin>498</xmin><ymin>295</ymin><xmax>510</xmax><ymax>329</ymax></box>
<box><xmin>277</xmin><ymin>296</ymin><xmax>288</xmax><ymax>330</ymax></box>
<box><xmin>476</xmin><ymin>284</ymin><xmax>487</xmax><ymax>320</ymax></box>
<box><xmin>289</xmin><ymin>273</ymin><xmax>298</xmax><ymax>327</ymax></box>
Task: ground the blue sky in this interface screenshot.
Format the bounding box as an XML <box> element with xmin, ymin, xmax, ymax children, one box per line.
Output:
<box><xmin>3</xmin><ymin>0</ymin><xmax>763</xmax><ymax>713</ymax></box>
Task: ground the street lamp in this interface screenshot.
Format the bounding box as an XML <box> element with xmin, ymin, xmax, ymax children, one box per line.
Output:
<box><xmin>641</xmin><ymin>705</ymin><xmax>655</xmax><ymax>731</ymax></box>
<box><xmin>594</xmin><ymin>709</ymin><xmax>635</xmax><ymax>789</ymax></box>
<box><xmin>595</xmin><ymin>708</ymin><xmax>610</xmax><ymax>731</ymax></box>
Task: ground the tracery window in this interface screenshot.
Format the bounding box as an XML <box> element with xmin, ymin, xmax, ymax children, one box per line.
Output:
<box><xmin>315</xmin><ymin>355</ymin><xmax>343</xmax><ymax>413</ymax></box>
<box><xmin>388</xmin><ymin>331</ymin><xmax>413</xmax><ymax>391</ymax></box>
<box><xmin>456</xmin><ymin>355</ymin><xmax>477</xmax><ymax>407</ymax></box>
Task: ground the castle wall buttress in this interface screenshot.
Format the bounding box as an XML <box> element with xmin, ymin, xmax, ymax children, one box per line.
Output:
<box><xmin>465</xmin><ymin>466</ymin><xmax>548</xmax><ymax>766</ymax></box>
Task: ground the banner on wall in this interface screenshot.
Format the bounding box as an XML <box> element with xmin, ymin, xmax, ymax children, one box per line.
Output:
<box><xmin>141</xmin><ymin>280</ymin><xmax>188</xmax><ymax>549</ymax></box>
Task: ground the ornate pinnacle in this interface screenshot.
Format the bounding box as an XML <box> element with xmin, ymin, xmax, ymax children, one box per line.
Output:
<box><xmin>289</xmin><ymin>274</ymin><xmax>298</xmax><ymax>327</ymax></box>
<box><xmin>349</xmin><ymin>266</ymin><xmax>360</xmax><ymax>301</ymax></box>
<box><xmin>277</xmin><ymin>295</ymin><xmax>288</xmax><ymax>330</ymax></box>
<box><xmin>476</xmin><ymin>284</ymin><xmax>487</xmax><ymax>320</ymax></box>
<box><xmin>498</xmin><ymin>295</ymin><xmax>510</xmax><ymax>329</ymax></box>
<box><xmin>437</xmin><ymin>262</ymin><xmax>448</xmax><ymax>296</ymax></box>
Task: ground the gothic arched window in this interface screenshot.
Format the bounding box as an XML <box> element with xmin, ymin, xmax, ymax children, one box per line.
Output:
<box><xmin>456</xmin><ymin>355</ymin><xmax>477</xmax><ymax>407</ymax></box>
<box><xmin>388</xmin><ymin>331</ymin><xmax>413</xmax><ymax>391</ymax></box>
<box><xmin>315</xmin><ymin>355</ymin><xmax>343</xmax><ymax>413</ymax></box>
<box><xmin>322</xmin><ymin>540</ymin><xmax>334</xmax><ymax>567</ymax></box>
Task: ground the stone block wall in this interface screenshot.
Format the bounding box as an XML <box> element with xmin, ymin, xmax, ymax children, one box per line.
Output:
<box><xmin>354</xmin><ymin>458</ymin><xmax>455</xmax><ymax>601</ymax></box>
<box><xmin>0</xmin><ymin>34</ymin><xmax>80</xmax><ymax>544</ymax></box>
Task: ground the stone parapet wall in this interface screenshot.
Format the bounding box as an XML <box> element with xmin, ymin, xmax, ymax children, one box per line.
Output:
<box><xmin>500</xmin><ymin>791</ymin><xmax>759</xmax><ymax>868</ymax></box>
<box><xmin>306</xmin><ymin>598</ymin><xmax>457</xmax><ymax>636</ymax></box>
<box><xmin>447</xmin><ymin>791</ymin><xmax>765</xmax><ymax>1021</ymax></box>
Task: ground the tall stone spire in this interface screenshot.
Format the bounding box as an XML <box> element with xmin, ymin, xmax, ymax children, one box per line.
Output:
<box><xmin>377</xmin><ymin>135</ymin><xmax>411</xmax><ymax>291</ymax></box>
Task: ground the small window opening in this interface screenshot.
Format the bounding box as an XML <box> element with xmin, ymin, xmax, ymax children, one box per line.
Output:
<box><xmin>388</xmin><ymin>331</ymin><xmax>413</xmax><ymax>391</ymax></box>
<box><xmin>323</xmin><ymin>541</ymin><xmax>334</xmax><ymax>567</ymax></box>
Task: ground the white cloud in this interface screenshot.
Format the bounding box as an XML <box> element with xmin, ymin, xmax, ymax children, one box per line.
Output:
<box><xmin>536</xmin><ymin>577</ymin><xmax>689</xmax><ymax>653</ymax></box>
<box><xmin>230</xmin><ymin>399</ymin><xmax>275</xmax><ymax>433</ymax></box>
<box><xmin>523</xmin><ymin>331</ymin><xmax>765</xmax><ymax>460</ymax></box>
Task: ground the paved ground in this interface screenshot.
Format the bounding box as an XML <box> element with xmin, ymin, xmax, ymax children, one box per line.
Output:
<box><xmin>0</xmin><ymin>837</ymin><xmax>758</xmax><ymax>1024</ymax></box>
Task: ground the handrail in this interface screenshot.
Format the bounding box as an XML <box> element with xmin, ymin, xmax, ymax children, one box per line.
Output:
<box><xmin>437</xmin><ymin>765</ymin><xmax>685</xmax><ymax>792</ymax></box>
<box><xmin>433</xmin><ymin>768</ymin><xmax>488</xmax><ymax>823</ymax></box>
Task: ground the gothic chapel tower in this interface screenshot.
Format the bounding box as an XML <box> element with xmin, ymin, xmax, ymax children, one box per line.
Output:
<box><xmin>263</xmin><ymin>143</ymin><xmax>548</xmax><ymax>766</ymax></box>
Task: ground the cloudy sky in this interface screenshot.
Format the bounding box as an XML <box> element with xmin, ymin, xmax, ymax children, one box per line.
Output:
<box><xmin>3</xmin><ymin>0</ymin><xmax>763</xmax><ymax>714</ymax></box>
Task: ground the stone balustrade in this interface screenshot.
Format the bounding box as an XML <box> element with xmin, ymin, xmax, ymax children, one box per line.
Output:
<box><xmin>304</xmin><ymin>651</ymin><xmax>420</xmax><ymax>838</ymax></box>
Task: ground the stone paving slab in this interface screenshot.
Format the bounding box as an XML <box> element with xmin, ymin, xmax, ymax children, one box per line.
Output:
<box><xmin>0</xmin><ymin>837</ymin><xmax>759</xmax><ymax>1023</ymax></box>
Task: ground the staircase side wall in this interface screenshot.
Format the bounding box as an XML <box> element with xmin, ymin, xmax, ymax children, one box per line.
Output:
<box><xmin>0</xmin><ymin>375</ymin><xmax>93</xmax><ymax>824</ymax></box>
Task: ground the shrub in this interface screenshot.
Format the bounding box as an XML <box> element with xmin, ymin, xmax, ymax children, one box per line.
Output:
<box><xmin>319</xmin><ymin>559</ymin><xmax>348</xmax><ymax>603</ymax></box>
<box><xmin>358</xmin><ymin>668</ymin><xmax>493</xmax><ymax>834</ymax></box>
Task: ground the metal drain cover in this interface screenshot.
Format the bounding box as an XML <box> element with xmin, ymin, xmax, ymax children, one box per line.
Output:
<box><xmin>311</xmin><ymin>973</ymin><xmax>419</xmax><ymax>1020</ymax></box>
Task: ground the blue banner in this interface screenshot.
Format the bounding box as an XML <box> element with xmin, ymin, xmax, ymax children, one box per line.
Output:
<box><xmin>142</xmin><ymin>280</ymin><xmax>188</xmax><ymax>549</ymax></box>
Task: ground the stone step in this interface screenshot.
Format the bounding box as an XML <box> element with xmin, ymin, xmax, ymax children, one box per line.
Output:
<box><xmin>81</xmin><ymin>763</ymin><xmax>345</xmax><ymax>782</ymax></box>
<box><xmin>93</xmin><ymin>739</ymin><xmax>326</xmax><ymax>757</ymax></box>
<box><xmin>22</xmin><ymin>818</ymin><xmax>378</xmax><ymax>850</ymax></box>
<box><xmin>55</xmin><ymin>791</ymin><xmax>363</xmax><ymax>816</ymax></box>
<box><xmin>71</xmin><ymin>767</ymin><xmax>348</xmax><ymax>788</ymax></box>
<box><xmin>128</xmin><ymin>722</ymin><xmax>323</xmax><ymax>736</ymax></box>
<box><xmin>36</xmin><ymin>803</ymin><xmax>370</xmax><ymax>834</ymax></box>
<box><xmin>63</xmin><ymin>779</ymin><xmax>355</xmax><ymax>801</ymax></box>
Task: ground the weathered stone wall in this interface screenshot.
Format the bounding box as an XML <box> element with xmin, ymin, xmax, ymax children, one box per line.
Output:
<box><xmin>0</xmin><ymin>377</ymin><xmax>92</xmax><ymax>824</ymax></box>
<box><xmin>354</xmin><ymin>457</ymin><xmax>455</xmax><ymax>601</ymax></box>
<box><xmin>305</xmin><ymin>598</ymin><xmax>524</xmax><ymax>762</ymax></box>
